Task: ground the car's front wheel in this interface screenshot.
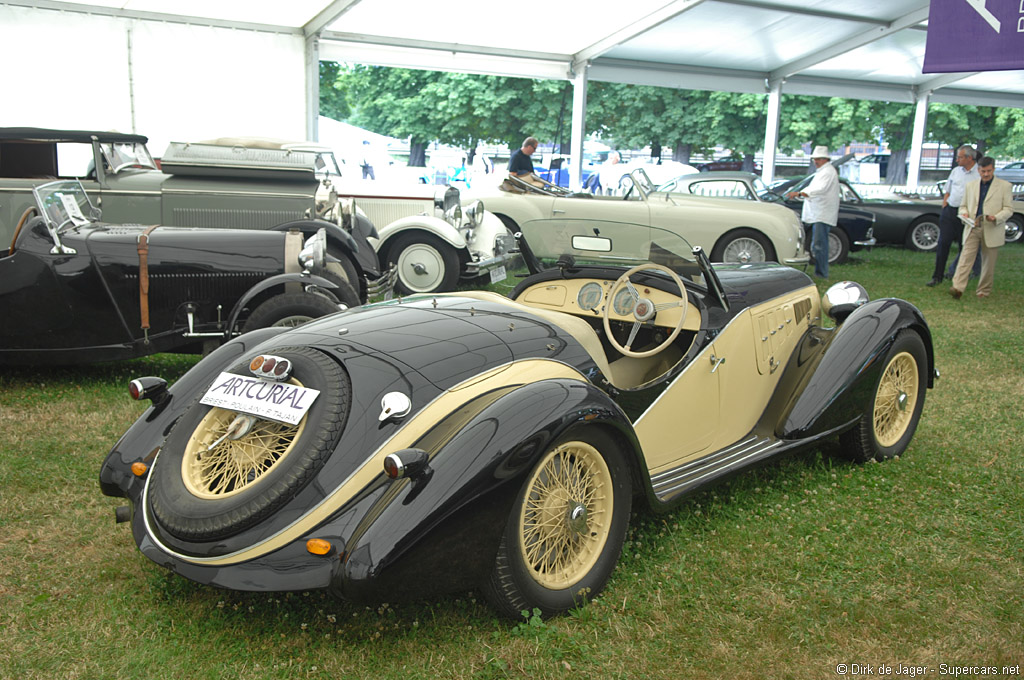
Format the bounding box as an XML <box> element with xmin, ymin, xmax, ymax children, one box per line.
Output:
<box><xmin>483</xmin><ymin>428</ymin><xmax>631</xmax><ymax>619</ymax></box>
<box><xmin>386</xmin><ymin>232</ymin><xmax>460</xmax><ymax>294</ymax></box>
<box><xmin>907</xmin><ymin>217</ymin><xmax>940</xmax><ymax>251</ymax></box>
<box><xmin>839</xmin><ymin>331</ymin><xmax>927</xmax><ymax>463</ymax></box>
<box><xmin>829</xmin><ymin>228</ymin><xmax>850</xmax><ymax>264</ymax></box>
<box><xmin>711</xmin><ymin>228</ymin><xmax>774</xmax><ymax>263</ymax></box>
<box><xmin>1005</xmin><ymin>215</ymin><xmax>1023</xmax><ymax>244</ymax></box>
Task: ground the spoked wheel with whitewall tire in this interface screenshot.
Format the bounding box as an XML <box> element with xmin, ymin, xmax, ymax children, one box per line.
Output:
<box><xmin>148</xmin><ymin>347</ymin><xmax>350</xmax><ymax>541</ymax></box>
<box><xmin>839</xmin><ymin>331</ymin><xmax>927</xmax><ymax>463</ymax></box>
<box><xmin>711</xmin><ymin>228</ymin><xmax>774</xmax><ymax>264</ymax></box>
<box><xmin>482</xmin><ymin>428</ymin><xmax>631</xmax><ymax>619</ymax></box>
<box><xmin>386</xmin><ymin>232</ymin><xmax>461</xmax><ymax>294</ymax></box>
<box><xmin>1005</xmin><ymin>215</ymin><xmax>1023</xmax><ymax>244</ymax></box>
<box><xmin>828</xmin><ymin>227</ymin><xmax>850</xmax><ymax>264</ymax></box>
<box><xmin>907</xmin><ymin>217</ymin><xmax>940</xmax><ymax>251</ymax></box>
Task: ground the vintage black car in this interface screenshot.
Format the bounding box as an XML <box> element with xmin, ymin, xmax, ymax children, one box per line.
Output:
<box><xmin>100</xmin><ymin>218</ymin><xmax>935</xmax><ymax>618</ymax></box>
<box><xmin>1</xmin><ymin>180</ymin><xmax>369</xmax><ymax>365</ymax></box>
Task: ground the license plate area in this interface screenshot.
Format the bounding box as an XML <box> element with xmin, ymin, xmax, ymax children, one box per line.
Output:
<box><xmin>200</xmin><ymin>372</ymin><xmax>320</xmax><ymax>425</ymax></box>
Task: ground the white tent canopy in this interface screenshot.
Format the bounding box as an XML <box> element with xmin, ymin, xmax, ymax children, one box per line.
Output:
<box><xmin>3</xmin><ymin>0</ymin><xmax>1022</xmax><ymax>184</ymax></box>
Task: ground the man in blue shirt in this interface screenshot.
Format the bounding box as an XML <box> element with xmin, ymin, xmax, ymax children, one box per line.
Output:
<box><xmin>928</xmin><ymin>145</ymin><xmax>979</xmax><ymax>286</ymax></box>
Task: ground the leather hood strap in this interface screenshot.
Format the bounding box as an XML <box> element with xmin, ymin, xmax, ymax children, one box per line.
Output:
<box><xmin>137</xmin><ymin>226</ymin><xmax>159</xmax><ymax>332</ymax></box>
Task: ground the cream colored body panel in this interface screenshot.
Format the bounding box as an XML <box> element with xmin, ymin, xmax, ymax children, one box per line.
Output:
<box><xmin>638</xmin><ymin>284</ymin><xmax>819</xmax><ymax>473</ymax></box>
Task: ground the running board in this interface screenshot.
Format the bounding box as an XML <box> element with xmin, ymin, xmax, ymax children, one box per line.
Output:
<box><xmin>650</xmin><ymin>434</ymin><xmax>785</xmax><ymax>504</ymax></box>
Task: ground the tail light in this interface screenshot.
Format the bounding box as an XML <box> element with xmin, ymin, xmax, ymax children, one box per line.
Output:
<box><xmin>129</xmin><ymin>377</ymin><xmax>169</xmax><ymax>407</ymax></box>
<box><xmin>383</xmin><ymin>449</ymin><xmax>430</xmax><ymax>479</ymax></box>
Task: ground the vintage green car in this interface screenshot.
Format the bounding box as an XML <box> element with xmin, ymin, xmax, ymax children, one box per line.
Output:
<box><xmin>0</xmin><ymin>128</ymin><xmax>515</xmax><ymax>294</ymax></box>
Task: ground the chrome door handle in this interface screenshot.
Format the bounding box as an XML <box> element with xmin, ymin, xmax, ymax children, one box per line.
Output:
<box><xmin>710</xmin><ymin>355</ymin><xmax>726</xmax><ymax>373</ymax></box>
<box><xmin>552</xmin><ymin>209</ymin><xmax>566</xmax><ymax>214</ymax></box>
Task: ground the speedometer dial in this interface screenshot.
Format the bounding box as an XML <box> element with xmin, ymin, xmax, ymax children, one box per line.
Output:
<box><xmin>613</xmin><ymin>288</ymin><xmax>636</xmax><ymax>316</ymax></box>
<box><xmin>576</xmin><ymin>282</ymin><xmax>604</xmax><ymax>311</ymax></box>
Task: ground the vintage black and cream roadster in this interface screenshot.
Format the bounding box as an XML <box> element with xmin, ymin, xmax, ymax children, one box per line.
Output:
<box><xmin>100</xmin><ymin>218</ymin><xmax>935</xmax><ymax>618</ymax></box>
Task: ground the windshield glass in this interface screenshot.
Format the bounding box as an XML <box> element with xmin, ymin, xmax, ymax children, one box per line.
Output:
<box><xmin>33</xmin><ymin>180</ymin><xmax>96</xmax><ymax>229</ymax></box>
<box><xmin>518</xmin><ymin>218</ymin><xmax>704</xmax><ymax>282</ymax></box>
<box><xmin>99</xmin><ymin>141</ymin><xmax>158</xmax><ymax>174</ymax></box>
<box><xmin>752</xmin><ymin>176</ymin><xmax>784</xmax><ymax>202</ymax></box>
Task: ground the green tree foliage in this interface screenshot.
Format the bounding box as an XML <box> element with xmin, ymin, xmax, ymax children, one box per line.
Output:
<box><xmin>705</xmin><ymin>92</ymin><xmax>766</xmax><ymax>170</ymax></box>
<box><xmin>587</xmin><ymin>83</ymin><xmax>713</xmax><ymax>162</ymax></box>
<box><xmin>319</xmin><ymin>61</ymin><xmax>350</xmax><ymax>121</ymax></box>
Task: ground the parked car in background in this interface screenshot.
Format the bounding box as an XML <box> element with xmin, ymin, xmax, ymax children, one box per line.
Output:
<box><xmin>658</xmin><ymin>171</ymin><xmax>875</xmax><ymax>264</ymax></box>
<box><xmin>0</xmin><ymin>128</ymin><xmax>388</xmax><ymax>300</ymax></box>
<box><xmin>466</xmin><ymin>170</ymin><xmax>809</xmax><ymax>266</ymax></box>
<box><xmin>769</xmin><ymin>174</ymin><xmax>986</xmax><ymax>251</ymax></box>
<box><xmin>996</xmin><ymin>161</ymin><xmax>1024</xmax><ymax>185</ymax></box>
<box><xmin>100</xmin><ymin>217</ymin><xmax>934</xmax><ymax>617</ymax></box>
<box><xmin>696</xmin><ymin>158</ymin><xmax>762</xmax><ymax>174</ymax></box>
<box><xmin>0</xmin><ymin>128</ymin><xmax>516</xmax><ymax>296</ymax></box>
<box><xmin>2</xmin><ymin>180</ymin><xmax>351</xmax><ymax>365</ymax></box>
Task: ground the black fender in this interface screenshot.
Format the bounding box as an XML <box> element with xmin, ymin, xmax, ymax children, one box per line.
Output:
<box><xmin>778</xmin><ymin>297</ymin><xmax>934</xmax><ymax>440</ymax></box>
<box><xmin>99</xmin><ymin>326</ymin><xmax>291</xmax><ymax>500</ymax></box>
<box><xmin>331</xmin><ymin>377</ymin><xmax>640</xmax><ymax>604</ymax></box>
<box><xmin>270</xmin><ymin>219</ymin><xmax>358</xmax><ymax>255</ymax></box>
<box><xmin>224</xmin><ymin>272</ymin><xmax>338</xmax><ymax>338</ymax></box>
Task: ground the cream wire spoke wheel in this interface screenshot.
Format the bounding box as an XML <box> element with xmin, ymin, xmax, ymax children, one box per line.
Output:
<box><xmin>518</xmin><ymin>441</ymin><xmax>613</xmax><ymax>590</ymax></box>
<box><xmin>872</xmin><ymin>351</ymin><xmax>919</xmax><ymax>448</ymax></box>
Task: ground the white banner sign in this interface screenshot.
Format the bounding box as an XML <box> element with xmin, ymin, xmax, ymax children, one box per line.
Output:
<box><xmin>200</xmin><ymin>372</ymin><xmax>319</xmax><ymax>425</ymax></box>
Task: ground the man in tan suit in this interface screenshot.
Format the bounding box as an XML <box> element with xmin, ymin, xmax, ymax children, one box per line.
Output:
<box><xmin>951</xmin><ymin>156</ymin><xmax>1014</xmax><ymax>299</ymax></box>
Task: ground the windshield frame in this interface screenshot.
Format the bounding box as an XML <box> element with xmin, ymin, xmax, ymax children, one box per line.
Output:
<box><xmin>99</xmin><ymin>141</ymin><xmax>158</xmax><ymax>174</ymax></box>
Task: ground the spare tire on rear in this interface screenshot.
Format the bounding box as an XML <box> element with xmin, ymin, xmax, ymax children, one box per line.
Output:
<box><xmin>148</xmin><ymin>346</ymin><xmax>350</xmax><ymax>542</ymax></box>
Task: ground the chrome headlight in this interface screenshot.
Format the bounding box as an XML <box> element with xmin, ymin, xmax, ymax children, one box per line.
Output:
<box><xmin>298</xmin><ymin>228</ymin><xmax>327</xmax><ymax>272</ymax></box>
<box><xmin>444</xmin><ymin>203</ymin><xmax>462</xmax><ymax>226</ymax></box>
<box><xmin>822</xmin><ymin>281</ymin><xmax>869</xmax><ymax>324</ymax></box>
<box><xmin>464</xmin><ymin>199</ymin><xmax>485</xmax><ymax>228</ymax></box>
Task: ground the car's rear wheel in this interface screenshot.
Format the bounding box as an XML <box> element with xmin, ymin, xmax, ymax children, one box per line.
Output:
<box><xmin>386</xmin><ymin>232</ymin><xmax>460</xmax><ymax>294</ymax></box>
<box><xmin>483</xmin><ymin>428</ymin><xmax>631</xmax><ymax>619</ymax></box>
<box><xmin>711</xmin><ymin>228</ymin><xmax>774</xmax><ymax>263</ymax></box>
<box><xmin>907</xmin><ymin>217</ymin><xmax>940</xmax><ymax>251</ymax></box>
<box><xmin>839</xmin><ymin>331</ymin><xmax>927</xmax><ymax>463</ymax></box>
<box><xmin>242</xmin><ymin>292</ymin><xmax>343</xmax><ymax>331</ymax></box>
<box><xmin>148</xmin><ymin>347</ymin><xmax>350</xmax><ymax>541</ymax></box>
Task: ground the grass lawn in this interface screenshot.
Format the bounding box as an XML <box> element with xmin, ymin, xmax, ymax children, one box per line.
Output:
<box><xmin>1</xmin><ymin>245</ymin><xmax>1022</xmax><ymax>679</ymax></box>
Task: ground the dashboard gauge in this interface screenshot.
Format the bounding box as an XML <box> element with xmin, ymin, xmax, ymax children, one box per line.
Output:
<box><xmin>613</xmin><ymin>287</ymin><xmax>636</xmax><ymax>316</ymax></box>
<box><xmin>576</xmin><ymin>282</ymin><xmax>604</xmax><ymax>311</ymax></box>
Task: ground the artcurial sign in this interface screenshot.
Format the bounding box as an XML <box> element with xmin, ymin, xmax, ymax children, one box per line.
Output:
<box><xmin>923</xmin><ymin>0</ymin><xmax>1024</xmax><ymax>72</ymax></box>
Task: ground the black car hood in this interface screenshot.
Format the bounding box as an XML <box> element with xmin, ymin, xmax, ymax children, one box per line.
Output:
<box><xmin>714</xmin><ymin>261</ymin><xmax>814</xmax><ymax>315</ymax></box>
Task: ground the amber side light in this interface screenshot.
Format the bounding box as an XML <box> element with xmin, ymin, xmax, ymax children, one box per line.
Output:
<box><xmin>249</xmin><ymin>356</ymin><xmax>265</xmax><ymax>371</ymax></box>
<box><xmin>131</xmin><ymin>462</ymin><xmax>148</xmax><ymax>476</ymax></box>
<box><xmin>306</xmin><ymin>539</ymin><xmax>332</xmax><ymax>556</ymax></box>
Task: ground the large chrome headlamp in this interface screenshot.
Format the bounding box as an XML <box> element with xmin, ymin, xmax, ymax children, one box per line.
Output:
<box><xmin>298</xmin><ymin>228</ymin><xmax>327</xmax><ymax>273</ymax></box>
<box><xmin>464</xmin><ymin>200</ymin><xmax>485</xmax><ymax>228</ymax></box>
<box><xmin>822</xmin><ymin>281</ymin><xmax>869</xmax><ymax>324</ymax></box>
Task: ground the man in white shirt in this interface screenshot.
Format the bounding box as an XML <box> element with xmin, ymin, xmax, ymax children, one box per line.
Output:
<box><xmin>787</xmin><ymin>146</ymin><xmax>839</xmax><ymax>279</ymax></box>
<box><xmin>928</xmin><ymin>145</ymin><xmax>979</xmax><ymax>286</ymax></box>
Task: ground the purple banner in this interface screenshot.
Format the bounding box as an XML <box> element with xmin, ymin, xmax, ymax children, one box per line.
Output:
<box><xmin>923</xmin><ymin>0</ymin><xmax>1024</xmax><ymax>73</ymax></box>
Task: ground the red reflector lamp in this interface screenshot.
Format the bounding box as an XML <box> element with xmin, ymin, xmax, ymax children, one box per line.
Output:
<box><xmin>128</xmin><ymin>377</ymin><xmax>169</xmax><ymax>407</ymax></box>
<box><xmin>306</xmin><ymin>539</ymin><xmax>332</xmax><ymax>556</ymax></box>
<box><xmin>248</xmin><ymin>354</ymin><xmax>293</xmax><ymax>381</ymax></box>
<box><xmin>383</xmin><ymin>449</ymin><xmax>431</xmax><ymax>480</ymax></box>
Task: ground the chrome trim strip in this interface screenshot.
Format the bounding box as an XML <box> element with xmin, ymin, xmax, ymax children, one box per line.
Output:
<box><xmin>652</xmin><ymin>436</ymin><xmax>784</xmax><ymax>499</ymax></box>
<box><xmin>161</xmin><ymin>188</ymin><xmax>314</xmax><ymax>199</ymax></box>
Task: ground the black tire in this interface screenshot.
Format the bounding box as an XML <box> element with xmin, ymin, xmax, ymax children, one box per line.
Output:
<box><xmin>385</xmin><ymin>232</ymin><xmax>460</xmax><ymax>294</ymax></box>
<box><xmin>242</xmin><ymin>291</ymin><xmax>343</xmax><ymax>333</ymax></box>
<box><xmin>839</xmin><ymin>331</ymin><xmax>927</xmax><ymax>463</ymax></box>
<box><xmin>906</xmin><ymin>216</ymin><xmax>940</xmax><ymax>251</ymax></box>
<box><xmin>148</xmin><ymin>347</ymin><xmax>350</xmax><ymax>541</ymax></box>
<box><xmin>1005</xmin><ymin>215</ymin><xmax>1023</xmax><ymax>244</ymax></box>
<box><xmin>711</xmin><ymin>228</ymin><xmax>775</xmax><ymax>263</ymax></box>
<box><xmin>482</xmin><ymin>428</ymin><xmax>631</xmax><ymax>619</ymax></box>
<box><xmin>829</xmin><ymin>227</ymin><xmax>850</xmax><ymax>264</ymax></box>
<box><xmin>311</xmin><ymin>264</ymin><xmax>360</xmax><ymax>310</ymax></box>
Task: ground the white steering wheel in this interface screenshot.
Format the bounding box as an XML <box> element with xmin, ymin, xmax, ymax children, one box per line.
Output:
<box><xmin>602</xmin><ymin>263</ymin><xmax>688</xmax><ymax>358</ymax></box>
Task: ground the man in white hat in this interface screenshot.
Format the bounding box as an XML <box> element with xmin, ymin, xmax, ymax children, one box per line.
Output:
<box><xmin>787</xmin><ymin>145</ymin><xmax>839</xmax><ymax>278</ymax></box>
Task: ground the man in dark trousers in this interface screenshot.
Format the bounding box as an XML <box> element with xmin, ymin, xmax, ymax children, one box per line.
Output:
<box><xmin>928</xmin><ymin>145</ymin><xmax>979</xmax><ymax>286</ymax></box>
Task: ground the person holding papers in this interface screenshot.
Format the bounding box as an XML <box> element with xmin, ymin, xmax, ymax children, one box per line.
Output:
<box><xmin>950</xmin><ymin>156</ymin><xmax>1014</xmax><ymax>299</ymax></box>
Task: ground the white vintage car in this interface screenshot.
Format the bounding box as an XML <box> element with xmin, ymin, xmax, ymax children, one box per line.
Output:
<box><xmin>331</xmin><ymin>180</ymin><xmax>515</xmax><ymax>294</ymax></box>
<box><xmin>466</xmin><ymin>170</ymin><xmax>810</xmax><ymax>265</ymax></box>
